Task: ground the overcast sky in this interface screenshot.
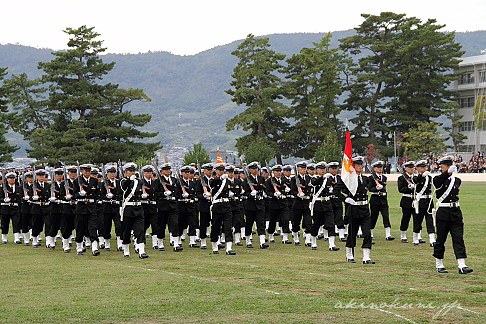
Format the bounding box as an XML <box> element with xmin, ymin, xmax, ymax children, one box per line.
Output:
<box><xmin>1</xmin><ymin>0</ymin><xmax>484</xmax><ymax>56</ymax></box>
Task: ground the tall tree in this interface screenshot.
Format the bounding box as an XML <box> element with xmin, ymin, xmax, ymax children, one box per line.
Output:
<box><xmin>400</xmin><ymin>121</ymin><xmax>447</xmax><ymax>159</ymax></box>
<box><xmin>0</xmin><ymin>68</ymin><xmax>19</xmax><ymax>163</ymax></box>
<box><xmin>281</xmin><ymin>33</ymin><xmax>351</xmax><ymax>159</ymax></box>
<box><xmin>183</xmin><ymin>142</ymin><xmax>211</xmax><ymax>166</ymax></box>
<box><xmin>225</xmin><ymin>34</ymin><xmax>289</xmax><ymax>164</ymax></box>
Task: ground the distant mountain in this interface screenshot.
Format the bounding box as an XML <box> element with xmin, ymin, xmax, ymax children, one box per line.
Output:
<box><xmin>1</xmin><ymin>29</ymin><xmax>486</xmax><ymax>157</ymax></box>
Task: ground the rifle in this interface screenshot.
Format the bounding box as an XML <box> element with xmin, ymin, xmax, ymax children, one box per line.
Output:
<box><xmin>294</xmin><ymin>164</ymin><xmax>303</xmax><ymax>195</ymax></box>
<box><xmin>173</xmin><ymin>164</ymin><xmax>187</xmax><ymax>194</ymax></box>
<box><xmin>32</xmin><ymin>168</ymin><xmax>38</xmax><ymax>198</ymax></box>
<box><xmin>138</xmin><ymin>164</ymin><xmax>147</xmax><ymax>196</ymax></box>
<box><xmin>50</xmin><ymin>170</ymin><xmax>56</xmax><ymax>199</ymax></box>
<box><xmin>242</xmin><ymin>164</ymin><xmax>256</xmax><ymax>191</ymax></box>
<box><xmin>76</xmin><ymin>160</ymin><xmax>84</xmax><ymax>192</ymax></box>
<box><xmin>196</xmin><ymin>159</ymin><xmax>209</xmax><ymax>193</ymax></box>
<box><xmin>366</xmin><ymin>164</ymin><xmax>382</xmax><ymax>187</ymax></box>
<box><xmin>62</xmin><ymin>164</ymin><xmax>71</xmax><ymax>197</ymax></box>
<box><xmin>2</xmin><ymin>168</ymin><xmax>9</xmax><ymax>200</ymax></box>
<box><xmin>101</xmin><ymin>164</ymin><xmax>111</xmax><ymax>194</ymax></box>
<box><xmin>117</xmin><ymin>160</ymin><xmax>124</xmax><ymax>180</ymax></box>
<box><xmin>397</xmin><ymin>164</ymin><xmax>412</xmax><ymax>183</ymax></box>
<box><xmin>151</xmin><ymin>162</ymin><xmax>168</xmax><ymax>192</ymax></box>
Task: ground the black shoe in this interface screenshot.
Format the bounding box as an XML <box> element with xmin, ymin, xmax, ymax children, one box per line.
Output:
<box><xmin>329</xmin><ymin>246</ymin><xmax>340</xmax><ymax>251</ymax></box>
<box><xmin>282</xmin><ymin>240</ymin><xmax>292</xmax><ymax>244</ymax></box>
<box><xmin>339</xmin><ymin>237</ymin><xmax>347</xmax><ymax>242</ymax></box>
<box><xmin>226</xmin><ymin>250</ymin><xmax>236</xmax><ymax>255</ymax></box>
<box><xmin>92</xmin><ymin>250</ymin><xmax>100</xmax><ymax>256</ymax></box>
<box><xmin>152</xmin><ymin>246</ymin><xmax>158</xmax><ymax>250</ymax></box>
<box><xmin>324</xmin><ymin>237</ymin><xmax>329</xmax><ymax>241</ymax></box>
<box><xmin>458</xmin><ymin>267</ymin><xmax>473</xmax><ymax>274</ymax></box>
<box><xmin>265</xmin><ymin>238</ymin><xmax>268</xmax><ymax>242</ymax></box>
<box><xmin>260</xmin><ymin>243</ymin><xmax>269</xmax><ymax>249</ymax></box>
<box><xmin>170</xmin><ymin>242</ymin><xmax>174</xmax><ymax>246</ymax></box>
<box><xmin>158</xmin><ymin>247</ymin><xmax>165</xmax><ymax>251</ymax></box>
<box><xmin>371</xmin><ymin>241</ymin><xmax>375</xmax><ymax>245</ymax></box>
<box><xmin>14</xmin><ymin>241</ymin><xmax>21</xmax><ymax>244</ymax></box>
<box><xmin>117</xmin><ymin>247</ymin><xmax>123</xmax><ymax>251</ymax></box>
<box><xmin>436</xmin><ymin>267</ymin><xmax>448</xmax><ymax>273</ymax></box>
<box><xmin>189</xmin><ymin>244</ymin><xmax>200</xmax><ymax>248</ymax></box>
<box><xmin>139</xmin><ymin>253</ymin><xmax>149</xmax><ymax>259</ymax></box>
<box><xmin>82</xmin><ymin>248</ymin><xmax>87</xmax><ymax>252</ymax></box>
<box><xmin>311</xmin><ymin>246</ymin><xmax>317</xmax><ymax>250</ymax></box>
<box><xmin>363</xmin><ymin>260</ymin><xmax>376</xmax><ymax>264</ymax></box>
<box><xmin>200</xmin><ymin>246</ymin><xmax>207</xmax><ymax>250</ymax></box>
<box><xmin>347</xmin><ymin>259</ymin><xmax>356</xmax><ymax>263</ymax></box>
<box><xmin>105</xmin><ymin>248</ymin><xmax>111</xmax><ymax>251</ymax></box>
<box><xmin>235</xmin><ymin>242</ymin><xmax>243</xmax><ymax>246</ymax></box>
<box><xmin>77</xmin><ymin>251</ymin><xmax>84</xmax><ymax>255</ymax></box>
<box><xmin>357</xmin><ymin>234</ymin><xmax>363</xmax><ymax>238</ymax></box>
<box><xmin>294</xmin><ymin>242</ymin><xmax>301</xmax><ymax>246</ymax></box>
<box><xmin>418</xmin><ymin>239</ymin><xmax>426</xmax><ymax>244</ymax></box>
<box><xmin>32</xmin><ymin>244</ymin><xmax>40</xmax><ymax>248</ymax></box>
<box><xmin>173</xmin><ymin>246</ymin><xmax>183</xmax><ymax>252</ymax></box>
<box><xmin>430</xmin><ymin>242</ymin><xmax>436</xmax><ymax>247</ymax></box>
<box><xmin>401</xmin><ymin>239</ymin><xmax>408</xmax><ymax>243</ymax></box>
<box><xmin>181</xmin><ymin>238</ymin><xmax>185</xmax><ymax>242</ymax></box>
<box><xmin>64</xmin><ymin>249</ymin><xmax>71</xmax><ymax>253</ymax></box>
<box><xmin>386</xmin><ymin>236</ymin><xmax>395</xmax><ymax>241</ymax></box>
<box><xmin>24</xmin><ymin>242</ymin><xmax>29</xmax><ymax>246</ymax></box>
<box><xmin>269</xmin><ymin>240</ymin><xmax>275</xmax><ymax>243</ymax></box>
<box><xmin>274</xmin><ymin>232</ymin><xmax>281</xmax><ymax>236</ymax></box>
<box><xmin>69</xmin><ymin>242</ymin><xmax>72</xmax><ymax>247</ymax></box>
<box><xmin>135</xmin><ymin>248</ymin><xmax>139</xmax><ymax>254</ymax></box>
<box><xmin>246</xmin><ymin>244</ymin><xmax>254</xmax><ymax>248</ymax></box>
<box><xmin>218</xmin><ymin>243</ymin><xmax>225</xmax><ymax>249</ymax></box>
<box><xmin>252</xmin><ymin>231</ymin><xmax>256</xmax><ymax>234</ymax></box>
<box><xmin>124</xmin><ymin>254</ymin><xmax>130</xmax><ymax>258</ymax></box>
<box><xmin>100</xmin><ymin>244</ymin><xmax>105</xmax><ymax>250</ymax></box>
<box><xmin>50</xmin><ymin>246</ymin><xmax>55</xmax><ymax>250</ymax></box>
<box><xmin>413</xmin><ymin>243</ymin><xmax>420</xmax><ymax>246</ymax></box>
<box><xmin>305</xmin><ymin>243</ymin><xmax>311</xmax><ymax>247</ymax></box>
<box><xmin>212</xmin><ymin>250</ymin><xmax>219</xmax><ymax>254</ymax></box>
<box><xmin>195</xmin><ymin>238</ymin><xmax>201</xmax><ymax>242</ymax></box>
<box><xmin>317</xmin><ymin>234</ymin><xmax>324</xmax><ymax>240</ymax></box>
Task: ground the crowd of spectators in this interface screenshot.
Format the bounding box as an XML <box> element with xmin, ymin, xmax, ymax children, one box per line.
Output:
<box><xmin>425</xmin><ymin>151</ymin><xmax>486</xmax><ymax>173</ymax></box>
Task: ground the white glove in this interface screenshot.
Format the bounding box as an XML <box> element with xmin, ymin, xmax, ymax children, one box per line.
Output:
<box><xmin>106</xmin><ymin>193</ymin><xmax>113</xmax><ymax>199</ymax></box>
<box><xmin>422</xmin><ymin>171</ymin><xmax>430</xmax><ymax>177</ymax></box>
<box><xmin>407</xmin><ymin>183</ymin><xmax>415</xmax><ymax>189</ymax></box>
<box><xmin>284</xmin><ymin>186</ymin><xmax>291</xmax><ymax>193</ymax></box>
<box><xmin>141</xmin><ymin>193</ymin><xmax>148</xmax><ymax>199</ymax></box>
<box><xmin>32</xmin><ymin>195</ymin><xmax>39</xmax><ymax>201</ymax></box>
<box><xmin>274</xmin><ymin>191</ymin><xmax>281</xmax><ymax>198</ymax></box>
<box><xmin>164</xmin><ymin>190</ymin><xmax>172</xmax><ymax>197</ymax></box>
<box><xmin>298</xmin><ymin>192</ymin><xmax>305</xmax><ymax>198</ymax></box>
<box><xmin>240</xmin><ymin>189</ymin><xmax>245</xmax><ymax>195</ymax></box>
<box><xmin>448</xmin><ymin>165</ymin><xmax>457</xmax><ymax>174</ymax></box>
<box><xmin>263</xmin><ymin>192</ymin><xmax>267</xmax><ymax>198</ymax></box>
<box><xmin>49</xmin><ymin>197</ymin><xmax>56</xmax><ymax>202</ymax></box>
<box><xmin>79</xmin><ymin>190</ymin><xmax>86</xmax><ymax>197</ymax></box>
<box><xmin>182</xmin><ymin>192</ymin><xmax>189</xmax><ymax>198</ymax></box>
<box><xmin>221</xmin><ymin>173</ymin><xmax>228</xmax><ymax>179</ymax></box>
<box><xmin>324</xmin><ymin>173</ymin><xmax>332</xmax><ymax>178</ymax></box>
<box><xmin>203</xmin><ymin>192</ymin><xmax>211</xmax><ymax>199</ymax></box>
<box><xmin>376</xmin><ymin>184</ymin><xmax>383</xmax><ymax>190</ymax></box>
<box><xmin>4</xmin><ymin>197</ymin><xmax>10</xmax><ymax>202</ymax></box>
<box><xmin>23</xmin><ymin>195</ymin><xmax>30</xmax><ymax>201</ymax></box>
<box><xmin>345</xmin><ymin>197</ymin><xmax>355</xmax><ymax>204</ymax></box>
<box><xmin>65</xmin><ymin>194</ymin><xmax>72</xmax><ymax>200</ymax></box>
<box><xmin>328</xmin><ymin>187</ymin><xmax>333</xmax><ymax>193</ymax></box>
<box><xmin>130</xmin><ymin>175</ymin><xmax>137</xmax><ymax>181</ymax></box>
<box><xmin>250</xmin><ymin>190</ymin><xmax>257</xmax><ymax>196</ymax></box>
<box><xmin>228</xmin><ymin>191</ymin><xmax>235</xmax><ymax>197</ymax></box>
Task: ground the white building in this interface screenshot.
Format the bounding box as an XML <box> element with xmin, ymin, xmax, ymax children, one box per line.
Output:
<box><xmin>454</xmin><ymin>52</ymin><xmax>486</xmax><ymax>156</ymax></box>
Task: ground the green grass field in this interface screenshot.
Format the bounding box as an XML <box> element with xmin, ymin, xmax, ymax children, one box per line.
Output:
<box><xmin>0</xmin><ymin>182</ymin><xmax>485</xmax><ymax>324</ymax></box>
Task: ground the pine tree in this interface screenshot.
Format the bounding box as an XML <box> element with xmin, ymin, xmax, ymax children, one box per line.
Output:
<box><xmin>0</xmin><ymin>68</ymin><xmax>19</xmax><ymax>163</ymax></box>
<box><xmin>183</xmin><ymin>142</ymin><xmax>211</xmax><ymax>166</ymax></box>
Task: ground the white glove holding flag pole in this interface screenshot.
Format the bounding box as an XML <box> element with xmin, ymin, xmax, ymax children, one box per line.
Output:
<box><xmin>448</xmin><ymin>165</ymin><xmax>457</xmax><ymax>174</ymax></box>
<box><xmin>324</xmin><ymin>173</ymin><xmax>332</xmax><ymax>178</ymax></box>
<box><xmin>345</xmin><ymin>197</ymin><xmax>355</xmax><ymax>205</ymax></box>
<box><xmin>422</xmin><ymin>171</ymin><xmax>430</xmax><ymax>177</ymax></box>
<box><xmin>221</xmin><ymin>173</ymin><xmax>228</xmax><ymax>180</ymax></box>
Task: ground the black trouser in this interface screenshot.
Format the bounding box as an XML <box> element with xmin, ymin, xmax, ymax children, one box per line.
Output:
<box><xmin>268</xmin><ymin>207</ymin><xmax>290</xmax><ymax>234</ymax></box>
<box><xmin>343</xmin><ymin>203</ymin><xmax>350</xmax><ymax>225</ymax></box>
<box><xmin>199</xmin><ymin>211</ymin><xmax>211</xmax><ymax>239</ymax></box>
<box><xmin>31</xmin><ymin>206</ymin><xmax>50</xmax><ymax>237</ymax></box>
<box><xmin>143</xmin><ymin>206</ymin><xmax>158</xmax><ymax>235</ymax></box>
<box><xmin>311</xmin><ymin>208</ymin><xmax>335</xmax><ymax>237</ymax></box>
<box><xmin>96</xmin><ymin>205</ymin><xmax>104</xmax><ymax>238</ymax></box>
<box><xmin>292</xmin><ymin>207</ymin><xmax>312</xmax><ymax>233</ymax></box>
<box><xmin>122</xmin><ymin>214</ymin><xmax>145</xmax><ymax>245</ymax></box>
<box><xmin>345</xmin><ymin>206</ymin><xmax>372</xmax><ymax>249</ymax></box>
<box><xmin>157</xmin><ymin>209</ymin><xmax>179</xmax><ymax>239</ymax></box>
<box><xmin>49</xmin><ymin>212</ymin><xmax>62</xmax><ymax>238</ymax></box>
<box><xmin>415</xmin><ymin>208</ymin><xmax>435</xmax><ymax>234</ymax></box>
<box><xmin>332</xmin><ymin>201</ymin><xmax>344</xmax><ymax>229</ymax></box>
<box><xmin>433</xmin><ymin>218</ymin><xmax>466</xmax><ymax>259</ymax></box>
<box><xmin>60</xmin><ymin>213</ymin><xmax>75</xmax><ymax>239</ymax></box>
<box><xmin>211</xmin><ymin>210</ymin><xmax>233</xmax><ymax>243</ymax></box>
<box><xmin>1</xmin><ymin>209</ymin><xmax>21</xmax><ymax>234</ymax></box>
<box><xmin>21</xmin><ymin>212</ymin><xmax>32</xmax><ymax>234</ymax></box>
<box><xmin>75</xmin><ymin>212</ymin><xmax>98</xmax><ymax>243</ymax></box>
<box><xmin>102</xmin><ymin>208</ymin><xmax>122</xmax><ymax>240</ymax></box>
<box><xmin>400</xmin><ymin>207</ymin><xmax>416</xmax><ymax>232</ymax></box>
<box><xmin>177</xmin><ymin>210</ymin><xmax>197</xmax><ymax>237</ymax></box>
<box><xmin>245</xmin><ymin>209</ymin><xmax>265</xmax><ymax>236</ymax></box>
<box><xmin>232</xmin><ymin>208</ymin><xmax>244</xmax><ymax>233</ymax></box>
<box><xmin>370</xmin><ymin>203</ymin><xmax>391</xmax><ymax>229</ymax></box>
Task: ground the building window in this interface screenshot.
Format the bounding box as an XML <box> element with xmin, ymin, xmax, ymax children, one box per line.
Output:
<box><xmin>459</xmin><ymin>121</ymin><xmax>475</xmax><ymax>132</ymax></box>
<box><xmin>458</xmin><ymin>72</ymin><xmax>474</xmax><ymax>85</ymax></box>
<box><xmin>480</xmin><ymin>71</ymin><xmax>486</xmax><ymax>83</ymax></box>
<box><xmin>458</xmin><ymin>97</ymin><xmax>475</xmax><ymax>108</ymax></box>
<box><xmin>459</xmin><ymin>145</ymin><xmax>475</xmax><ymax>152</ymax></box>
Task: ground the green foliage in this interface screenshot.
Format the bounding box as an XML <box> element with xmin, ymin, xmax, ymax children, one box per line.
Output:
<box><xmin>242</xmin><ymin>136</ymin><xmax>275</xmax><ymax>166</ymax></box>
<box><xmin>313</xmin><ymin>132</ymin><xmax>342</xmax><ymax>163</ymax></box>
<box><xmin>400</xmin><ymin>121</ymin><xmax>447</xmax><ymax>159</ymax></box>
<box><xmin>281</xmin><ymin>33</ymin><xmax>351</xmax><ymax>159</ymax></box>
<box><xmin>444</xmin><ymin>104</ymin><xmax>467</xmax><ymax>152</ymax></box>
<box><xmin>0</xmin><ymin>67</ymin><xmax>19</xmax><ymax>163</ymax></box>
<box><xmin>183</xmin><ymin>142</ymin><xmax>211</xmax><ymax>166</ymax></box>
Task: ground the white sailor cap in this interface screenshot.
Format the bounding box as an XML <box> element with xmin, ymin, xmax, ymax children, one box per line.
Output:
<box><xmin>402</xmin><ymin>161</ymin><xmax>415</xmax><ymax>168</ymax></box>
<box><xmin>141</xmin><ymin>165</ymin><xmax>155</xmax><ymax>173</ymax></box>
<box><xmin>180</xmin><ymin>165</ymin><xmax>191</xmax><ymax>172</ymax></box>
<box><xmin>327</xmin><ymin>161</ymin><xmax>340</xmax><ymax>168</ymax></box>
<box><xmin>91</xmin><ymin>167</ymin><xmax>99</xmax><ymax>174</ymax></box>
<box><xmin>35</xmin><ymin>169</ymin><xmax>47</xmax><ymax>175</ymax></box>
<box><xmin>282</xmin><ymin>164</ymin><xmax>292</xmax><ymax>171</ymax></box>
<box><xmin>159</xmin><ymin>163</ymin><xmax>172</xmax><ymax>170</ymax></box>
<box><xmin>352</xmin><ymin>156</ymin><xmax>365</xmax><ymax>164</ymax></box>
<box><xmin>214</xmin><ymin>163</ymin><xmax>226</xmax><ymax>170</ymax></box>
<box><xmin>79</xmin><ymin>164</ymin><xmax>92</xmax><ymax>171</ymax></box>
<box><xmin>202</xmin><ymin>163</ymin><xmax>213</xmax><ymax>170</ymax></box>
<box><xmin>307</xmin><ymin>163</ymin><xmax>315</xmax><ymax>169</ymax></box>
<box><xmin>371</xmin><ymin>160</ymin><xmax>384</xmax><ymax>168</ymax></box>
<box><xmin>271</xmin><ymin>164</ymin><xmax>282</xmax><ymax>171</ymax></box>
<box><xmin>25</xmin><ymin>171</ymin><xmax>34</xmax><ymax>177</ymax></box>
<box><xmin>247</xmin><ymin>161</ymin><xmax>260</xmax><ymax>169</ymax></box>
<box><xmin>66</xmin><ymin>166</ymin><xmax>77</xmax><ymax>172</ymax></box>
<box><xmin>54</xmin><ymin>168</ymin><xmax>64</xmax><ymax>174</ymax></box>
<box><xmin>5</xmin><ymin>172</ymin><xmax>16</xmax><ymax>178</ymax></box>
<box><xmin>315</xmin><ymin>162</ymin><xmax>327</xmax><ymax>169</ymax></box>
<box><xmin>438</xmin><ymin>155</ymin><xmax>454</xmax><ymax>165</ymax></box>
<box><xmin>105</xmin><ymin>165</ymin><xmax>117</xmax><ymax>172</ymax></box>
<box><xmin>414</xmin><ymin>160</ymin><xmax>428</xmax><ymax>167</ymax></box>
<box><xmin>123</xmin><ymin>162</ymin><xmax>137</xmax><ymax>171</ymax></box>
<box><xmin>225</xmin><ymin>164</ymin><xmax>236</xmax><ymax>172</ymax></box>
<box><xmin>296</xmin><ymin>161</ymin><xmax>307</xmax><ymax>168</ymax></box>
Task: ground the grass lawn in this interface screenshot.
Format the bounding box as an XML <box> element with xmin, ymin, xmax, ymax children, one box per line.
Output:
<box><xmin>0</xmin><ymin>181</ymin><xmax>485</xmax><ymax>324</ymax></box>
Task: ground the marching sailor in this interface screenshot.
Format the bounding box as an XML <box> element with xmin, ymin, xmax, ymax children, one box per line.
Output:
<box><xmin>327</xmin><ymin>161</ymin><xmax>346</xmax><ymax>242</ymax></box>
<box><xmin>31</xmin><ymin>169</ymin><xmax>51</xmax><ymax>248</ymax></box>
<box><xmin>226</xmin><ymin>165</ymin><xmax>244</xmax><ymax>246</ymax></box>
<box><xmin>397</xmin><ymin>161</ymin><xmax>418</xmax><ymax>244</ymax></box>
<box><xmin>140</xmin><ymin>165</ymin><xmax>159</xmax><ymax>249</ymax></box>
<box><xmin>99</xmin><ymin>164</ymin><xmax>123</xmax><ymax>251</ymax></box>
<box><xmin>265</xmin><ymin>164</ymin><xmax>292</xmax><ymax>244</ymax></box>
<box><xmin>47</xmin><ymin>168</ymin><xmax>64</xmax><ymax>249</ymax></box>
<box><xmin>196</xmin><ymin>163</ymin><xmax>213</xmax><ymax>249</ymax></box>
<box><xmin>60</xmin><ymin>166</ymin><xmax>77</xmax><ymax>252</ymax></box>
<box><xmin>290</xmin><ymin>161</ymin><xmax>313</xmax><ymax>246</ymax></box>
<box><xmin>368</xmin><ymin>161</ymin><xmax>394</xmax><ymax>241</ymax></box>
<box><xmin>1</xmin><ymin>172</ymin><xmax>22</xmax><ymax>244</ymax></box>
<box><xmin>412</xmin><ymin>160</ymin><xmax>435</xmax><ymax>247</ymax></box>
<box><xmin>177</xmin><ymin>166</ymin><xmax>198</xmax><ymax>248</ymax></box>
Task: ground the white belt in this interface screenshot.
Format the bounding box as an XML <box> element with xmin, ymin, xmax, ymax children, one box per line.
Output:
<box><xmin>103</xmin><ymin>200</ymin><xmax>120</xmax><ymax>205</ymax></box>
<box><xmin>164</xmin><ymin>197</ymin><xmax>176</xmax><ymax>201</ymax></box>
<box><xmin>1</xmin><ymin>203</ymin><xmax>19</xmax><ymax>206</ymax></box>
<box><xmin>32</xmin><ymin>201</ymin><xmax>50</xmax><ymax>206</ymax></box>
<box><xmin>371</xmin><ymin>192</ymin><xmax>387</xmax><ymax>196</ymax></box>
<box><xmin>60</xmin><ymin>200</ymin><xmax>77</xmax><ymax>205</ymax></box>
<box><xmin>402</xmin><ymin>194</ymin><xmax>413</xmax><ymax>198</ymax></box>
<box><xmin>125</xmin><ymin>202</ymin><xmax>142</xmax><ymax>206</ymax></box>
<box><xmin>297</xmin><ymin>196</ymin><xmax>311</xmax><ymax>200</ymax></box>
<box><xmin>212</xmin><ymin>198</ymin><xmax>230</xmax><ymax>204</ymax></box>
<box><xmin>437</xmin><ymin>202</ymin><xmax>460</xmax><ymax>208</ymax></box>
<box><xmin>350</xmin><ymin>200</ymin><xmax>368</xmax><ymax>206</ymax></box>
<box><xmin>178</xmin><ymin>199</ymin><xmax>194</xmax><ymax>203</ymax></box>
<box><xmin>141</xmin><ymin>200</ymin><xmax>157</xmax><ymax>205</ymax></box>
<box><xmin>77</xmin><ymin>199</ymin><xmax>95</xmax><ymax>203</ymax></box>
<box><xmin>419</xmin><ymin>195</ymin><xmax>432</xmax><ymax>199</ymax></box>
<box><xmin>315</xmin><ymin>197</ymin><xmax>330</xmax><ymax>201</ymax></box>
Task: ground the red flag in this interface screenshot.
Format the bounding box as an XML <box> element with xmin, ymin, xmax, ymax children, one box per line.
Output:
<box><xmin>341</xmin><ymin>129</ymin><xmax>358</xmax><ymax>196</ymax></box>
